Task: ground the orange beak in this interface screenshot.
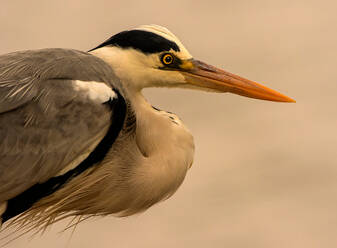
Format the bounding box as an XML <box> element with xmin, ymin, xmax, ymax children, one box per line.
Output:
<box><xmin>180</xmin><ymin>59</ymin><xmax>295</xmax><ymax>103</ymax></box>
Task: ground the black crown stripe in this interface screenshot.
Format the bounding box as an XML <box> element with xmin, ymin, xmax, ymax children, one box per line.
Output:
<box><xmin>90</xmin><ymin>30</ymin><xmax>180</xmax><ymax>54</ymax></box>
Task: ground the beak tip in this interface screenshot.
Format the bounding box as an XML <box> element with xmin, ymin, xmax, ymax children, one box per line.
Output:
<box><xmin>280</xmin><ymin>96</ymin><xmax>296</xmax><ymax>103</ymax></box>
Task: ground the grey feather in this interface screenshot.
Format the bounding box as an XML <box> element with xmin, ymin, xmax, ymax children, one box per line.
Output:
<box><xmin>0</xmin><ymin>48</ymin><xmax>125</xmax><ymax>202</ymax></box>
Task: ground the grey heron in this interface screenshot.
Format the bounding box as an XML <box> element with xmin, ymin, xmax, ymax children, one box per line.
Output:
<box><xmin>0</xmin><ymin>24</ymin><xmax>294</xmax><ymax>231</ymax></box>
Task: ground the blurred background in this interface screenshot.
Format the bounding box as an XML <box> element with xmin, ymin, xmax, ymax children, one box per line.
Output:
<box><xmin>1</xmin><ymin>0</ymin><xmax>337</xmax><ymax>247</ymax></box>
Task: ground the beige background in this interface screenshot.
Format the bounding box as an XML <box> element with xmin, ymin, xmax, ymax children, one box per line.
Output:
<box><xmin>1</xmin><ymin>0</ymin><xmax>337</xmax><ymax>247</ymax></box>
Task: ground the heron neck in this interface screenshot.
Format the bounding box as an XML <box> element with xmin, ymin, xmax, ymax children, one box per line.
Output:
<box><xmin>123</xmin><ymin>89</ymin><xmax>194</xmax><ymax>204</ymax></box>
<box><xmin>127</xmin><ymin>90</ymin><xmax>151</xmax><ymax>113</ymax></box>
<box><xmin>127</xmin><ymin>89</ymin><xmax>158</xmax><ymax>156</ymax></box>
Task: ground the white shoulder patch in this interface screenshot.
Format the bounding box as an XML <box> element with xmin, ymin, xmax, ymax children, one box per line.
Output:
<box><xmin>72</xmin><ymin>80</ymin><xmax>117</xmax><ymax>103</ymax></box>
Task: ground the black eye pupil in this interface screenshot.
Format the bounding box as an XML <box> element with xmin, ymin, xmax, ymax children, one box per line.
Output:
<box><xmin>165</xmin><ymin>56</ymin><xmax>172</xmax><ymax>63</ymax></box>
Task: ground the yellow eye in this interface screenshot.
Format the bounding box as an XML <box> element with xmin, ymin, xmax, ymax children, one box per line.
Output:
<box><xmin>161</xmin><ymin>54</ymin><xmax>174</xmax><ymax>65</ymax></box>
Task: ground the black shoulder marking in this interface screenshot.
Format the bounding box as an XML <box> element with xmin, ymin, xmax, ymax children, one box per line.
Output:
<box><xmin>2</xmin><ymin>91</ymin><xmax>127</xmax><ymax>223</ymax></box>
<box><xmin>89</xmin><ymin>30</ymin><xmax>180</xmax><ymax>54</ymax></box>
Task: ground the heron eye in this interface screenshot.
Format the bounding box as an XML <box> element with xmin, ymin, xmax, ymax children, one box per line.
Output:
<box><xmin>161</xmin><ymin>54</ymin><xmax>174</xmax><ymax>65</ymax></box>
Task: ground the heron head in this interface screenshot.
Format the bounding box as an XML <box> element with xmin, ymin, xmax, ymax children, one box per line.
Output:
<box><xmin>90</xmin><ymin>25</ymin><xmax>294</xmax><ymax>102</ymax></box>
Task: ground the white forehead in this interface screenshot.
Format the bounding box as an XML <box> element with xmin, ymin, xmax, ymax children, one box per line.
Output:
<box><xmin>134</xmin><ymin>24</ymin><xmax>193</xmax><ymax>59</ymax></box>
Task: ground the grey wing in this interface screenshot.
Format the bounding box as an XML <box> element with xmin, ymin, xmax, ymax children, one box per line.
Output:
<box><xmin>0</xmin><ymin>49</ymin><xmax>126</xmax><ymax>202</ymax></box>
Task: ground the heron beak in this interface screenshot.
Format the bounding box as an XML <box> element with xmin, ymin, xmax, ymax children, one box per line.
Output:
<box><xmin>180</xmin><ymin>59</ymin><xmax>295</xmax><ymax>102</ymax></box>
